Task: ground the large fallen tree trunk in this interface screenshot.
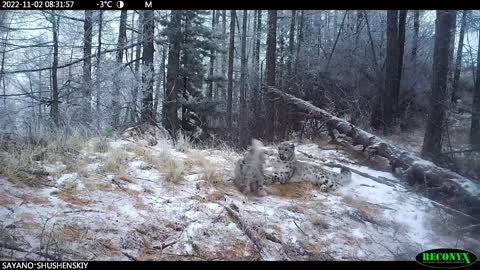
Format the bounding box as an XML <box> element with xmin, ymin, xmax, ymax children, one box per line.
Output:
<box><xmin>266</xmin><ymin>86</ymin><xmax>480</xmax><ymax>222</ymax></box>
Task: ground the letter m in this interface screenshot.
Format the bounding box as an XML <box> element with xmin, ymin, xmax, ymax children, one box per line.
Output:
<box><xmin>145</xmin><ymin>1</ymin><xmax>152</xmax><ymax>8</ymax></box>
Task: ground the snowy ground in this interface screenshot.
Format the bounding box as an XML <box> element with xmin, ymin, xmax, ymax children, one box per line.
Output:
<box><xmin>1</xmin><ymin>136</ymin><xmax>479</xmax><ymax>261</ymax></box>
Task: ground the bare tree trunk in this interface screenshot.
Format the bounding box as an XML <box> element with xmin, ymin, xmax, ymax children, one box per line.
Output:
<box><xmin>140</xmin><ymin>10</ymin><xmax>155</xmax><ymax>125</ymax></box>
<box><xmin>325</xmin><ymin>11</ymin><xmax>347</xmax><ymax>73</ymax></box>
<box><xmin>0</xmin><ymin>22</ymin><xmax>9</xmax><ymax>115</ymax></box>
<box><xmin>287</xmin><ymin>10</ymin><xmax>296</xmax><ymax>76</ymax></box>
<box><xmin>381</xmin><ymin>10</ymin><xmax>400</xmax><ymax>134</ymax></box>
<box><xmin>95</xmin><ymin>11</ymin><xmax>103</xmax><ymax>129</ymax></box>
<box><xmin>364</xmin><ymin>11</ymin><xmax>379</xmax><ymax>74</ymax></box>
<box><xmin>181</xmin><ymin>14</ymin><xmax>189</xmax><ymax>132</ymax></box>
<box><xmin>365</xmin><ymin>11</ymin><xmax>385</xmax><ymax>131</ymax></box>
<box><xmin>397</xmin><ymin>10</ymin><xmax>407</xmax><ymax>94</ymax></box>
<box><xmin>251</xmin><ymin>10</ymin><xmax>262</xmax><ymax>139</ymax></box>
<box><xmin>51</xmin><ymin>14</ymin><xmax>59</xmax><ymax>127</ymax></box>
<box><xmin>38</xmin><ymin>71</ymin><xmax>43</xmax><ymax>123</ymax></box>
<box><xmin>112</xmin><ymin>11</ymin><xmax>127</xmax><ymax>129</ymax></box>
<box><xmin>448</xmin><ymin>11</ymin><xmax>457</xmax><ymax>82</ymax></box>
<box><xmin>452</xmin><ymin>10</ymin><xmax>468</xmax><ymax>104</ymax></box>
<box><xmin>130</xmin><ymin>12</ymin><xmax>143</xmax><ymax>123</ymax></box>
<box><xmin>470</xmin><ymin>26</ymin><xmax>480</xmax><ymax>147</ymax></box>
<box><xmin>295</xmin><ymin>10</ymin><xmax>304</xmax><ymax>73</ymax></box>
<box><xmin>411</xmin><ymin>11</ymin><xmax>419</xmax><ymax>62</ymax></box>
<box><xmin>82</xmin><ymin>10</ymin><xmax>93</xmax><ymax>125</ymax></box>
<box><xmin>227</xmin><ymin>10</ymin><xmax>236</xmax><ymax>131</ymax></box>
<box><xmin>208</xmin><ymin>10</ymin><xmax>216</xmax><ymax>101</ymax></box>
<box><xmin>221</xmin><ymin>10</ymin><xmax>227</xmax><ymax>102</ymax></box>
<box><xmin>129</xmin><ymin>11</ymin><xmax>135</xmax><ymax>64</ymax></box>
<box><xmin>154</xmin><ymin>45</ymin><xmax>166</xmax><ymax>121</ymax></box>
<box><xmin>278</xmin><ymin>13</ymin><xmax>286</xmax><ymax>90</ymax></box>
<box><xmin>239</xmin><ymin>10</ymin><xmax>248</xmax><ymax>148</ymax></box>
<box><xmin>421</xmin><ymin>11</ymin><xmax>456</xmax><ymax>162</ymax></box>
<box><xmin>163</xmin><ymin>11</ymin><xmax>182</xmax><ymax>138</ymax></box>
<box><xmin>265</xmin><ymin>10</ymin><xmax>277</xmax><ymax>141</ymax></box>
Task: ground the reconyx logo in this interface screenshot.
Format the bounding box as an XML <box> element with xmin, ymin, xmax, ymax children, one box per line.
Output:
<box><xmin>416</xmin><ymin>248</ymin><xmax>478</xmax><ymax>268</ymax></box>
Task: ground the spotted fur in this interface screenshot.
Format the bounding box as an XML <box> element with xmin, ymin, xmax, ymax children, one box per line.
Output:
<box><xmin>269</xmin><ymin>142</ymin><xmax>351</xmax><ymax>192</ymax></box>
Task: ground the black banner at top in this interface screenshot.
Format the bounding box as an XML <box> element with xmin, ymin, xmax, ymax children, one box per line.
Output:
<box><xmin>0</xmin><ymin>0</ymin><xmax>154</xmax><ymax>10</ymax></box>
<box><xmin>2</xmin><ymin>0</ymin><xmax>480</xmax><ymax>10</ymax></box>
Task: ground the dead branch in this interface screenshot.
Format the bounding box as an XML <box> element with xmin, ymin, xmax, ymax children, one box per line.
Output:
<box><xmin>1</xmin><ymin>242</ymin><xmax>61</xmax><ymax>261</ymax></box>
<box><xmin>292</xmin><ymin>220</ymin><xmax>307</xmax><ymax>236</ymax></box>
<box><xmin>223</xmin><ymin>206</ymin><xmax>264</xmax><ymax>253</ymax></box>
<box><xmin>63</xmin><ymin>209</ymin><xmax>104</xmax><ymax>214</ymax></box>
<box><xmin>121</xmin><ymin>251</ymin><xmax>138</xmax><ymax>261</ymax></box>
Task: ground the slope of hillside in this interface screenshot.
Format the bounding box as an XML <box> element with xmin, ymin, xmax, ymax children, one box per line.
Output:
<box><xmin>1</xmin><ymin>137</ymin><xmax>478</xmax><ymax>261</ymax></box>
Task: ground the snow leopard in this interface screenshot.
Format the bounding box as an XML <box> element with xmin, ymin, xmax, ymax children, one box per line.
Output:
<box><xmin>268</xmin><ymin>142</ymin><xmax>352</xmax><ymax>192</ymax></box>
<box><xmin>233</xmin><ymin>139</ymin><xmax>268</xmax><ymax>196</ymax></box>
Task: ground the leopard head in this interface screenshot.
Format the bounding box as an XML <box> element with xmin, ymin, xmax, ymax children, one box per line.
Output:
<box><xmin>277</xmin><ymin>142</ymin><xmax>295</xmax><ymax>161</ymax></box>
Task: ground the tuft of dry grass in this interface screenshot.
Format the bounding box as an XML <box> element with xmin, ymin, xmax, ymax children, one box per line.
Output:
<box><xmin>310</xmin><ymin>216</ymin><xmax>329</xmax><ymax>230</ymax></box>
<box><xmin>128</xmin><ymin>143</ymin><xmax>185</xmax><ymax>183</ymax></box>
<box><xmin>186</xmin><ymin>150</ymin><xmax>223</xmax><ymax>184</ymax></box>
<box><xmin>103</xmin><ymin>147</ymin><xmax>129</xmax><ymax>174</ymax></box>
<box><xmin>128</xmin><ymin>144</ymin><xmax>158</xmax><ymax>167</ymax></box>
<box><xmin>63</xmin><ymin>158</ymin><xmax>90</xmax><ymax>177</ymax></box>
<box><xmin>162</xmin><ymin>158</ymin><xmax>184</xmax><ymax>183</ymax></box>
<box><xmin>175</xmin><ymin>132</ymin><xmax>192</xmax><ymax>153</ymax></box>
<box><xmin>185</xmin><ymin>150</ymin><xmax>208</xmax><ymax>168</ymax></box>
<box><xmin>342</xmin><ymin>194</ymin><xmax>384</xmax><ymax>225</ymax></box>
<box><xmin>93</xmin><ymin>137</ymin><xmax>110</xmax><ymax>153</ymax></box>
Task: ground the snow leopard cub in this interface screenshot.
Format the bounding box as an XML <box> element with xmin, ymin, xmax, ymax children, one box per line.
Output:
<box><xmin>269</xmin><ymin>142</ymin><xmax>352</xmax><ymax>192</ymax></box>
<box><xmin>233</xmin><ymin>139</ymin><xmax>268</xmax><ymax>196</ymax></box>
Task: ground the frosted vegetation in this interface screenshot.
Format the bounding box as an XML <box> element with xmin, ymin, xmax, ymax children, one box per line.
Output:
<box><xmin>0</xmin><ymin>10</ymin><xmax>480</xmax><ymax>260</ymax></box>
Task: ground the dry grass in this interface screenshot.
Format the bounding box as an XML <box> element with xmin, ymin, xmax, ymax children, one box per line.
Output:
<box><xmin>64</xmin><ymin>159</ymin><xmax>90</xmax><ymax>177</ymax></box>
<box><xmin>58</xmin><ymin>189</ymin><xmax>95</xmax><ymax>207</ymax></box>
<box><xmin>19</xmin><ymin>193</ymin><xmax>50</xmax><ymax>205</ymax></box>
<box><xmin>342</xmin><ymin>194</ymin><xmax>384</xmax><ymax>225</ymax></box>
<box><xmin>266</xmin><ymin>182</ymin><xmax>316</xmax><ymax>199</ymax></box>
<box><xmin>93</xmin><ymin>137</ymin><xmax>110</xmax><ymax>153</ymax></box>
<box><xmin>162</xmin><ymin>158</ymin><xmax>184</xmax><ymax>183</ymax></box>
<box><xmin>175</xmin><ymin>132</ymin><xmax>192</xmax><ymax>153</ymax></box>
<box><xmin>128</xmin><ymin>144</ymin><xmax>159</xmax><ymax>168</ymax></box>
<box><xmin>186</xmin><ymin>150</ymin><xmax>223</xmax><ymax>184</ymax></box>
<box><xmin>310</xmin><ymin>216</ymin><xmax>330</xmax><ymax>230</ymax></box>
<box><xmin>0</xmin><ymin>193</ymin><xmax>16</xmax><ymax>206</ymax></box>
<box><xmin>0</xmin><ymin>131</ymin><xmax>88</xmax><ymax>185</ymax></box>
<box><xmin>129</xmin><ymin>143</ymin><xmax>185</xmax><ymax>183</ymax></box>
<box><xmin>96</xmin><ymin>182</ymin><xmax>115</xmax><ymax>192</ymax></box>
<box><xmin>58</xmin><ymin>224</ymin><xmax>84</xmax><ymax>241</ymax></box>
<box><xmin>185</xmin><ymin>150</ymin><xmax>208</xmax><ymax>168</ymax></box>
<box><xmin>103</xmin><ymin>147</ymin><xmax>129</xmax><ymax>174</ymax></box>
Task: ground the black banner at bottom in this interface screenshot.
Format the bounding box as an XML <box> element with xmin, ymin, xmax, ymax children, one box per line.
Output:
<box><xmin>2</xmin><ymin>261</ymin><xmax>478</xmax><ymax>270</ymax></box>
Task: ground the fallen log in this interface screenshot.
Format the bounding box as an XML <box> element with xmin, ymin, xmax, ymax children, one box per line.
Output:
<box><xmin>266</xmin><ymin>86</ymin><xmax>480</xmax><ymax>221</ymax></box>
